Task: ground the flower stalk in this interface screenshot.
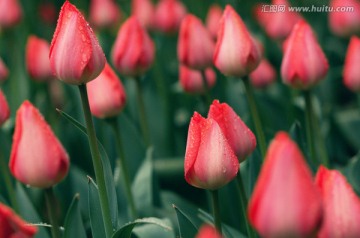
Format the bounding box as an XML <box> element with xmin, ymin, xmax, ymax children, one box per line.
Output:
<box><xmin>45</xmin><ymin>187</ymin><xmax>61</xmax><ymax>238</ymax></box>
<box><xmin>211</xmin><ymin>190</ymin><xmax>222</xmax><ymax>234</ymax></box>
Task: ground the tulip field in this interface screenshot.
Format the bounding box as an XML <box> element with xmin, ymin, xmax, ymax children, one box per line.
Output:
<box><xmin>1</xmin><ymin>0</ymin><xmax>360</xmax><ymax>237</ymax></box>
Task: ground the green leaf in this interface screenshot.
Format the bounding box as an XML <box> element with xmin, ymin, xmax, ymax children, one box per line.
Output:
<box><xmin>173</xmin><ymin>205</ymin><xmax>198</xmax><ymax>238</ymax></box>
<box><xmin>132</xmin><ymin>219</ymin><xmax>175</xmax><ymax>238</ymax></box>
<box><xmin>63</xmin><ymin>194</ymin><xmax>87</xmax><ymax>238</ymax></box>
<box><xmin>112</xmin><ymin>217</ymin><xmax>172</xmax><ymax>238</ymax></box>
<box><xmin>88</xmin><ymin>177</ymin><xmax>106</xmax><ymax>238</ymax></box>
<box><xmin>335</xmin><ymin>108</ymin><xmax>360</xmax><ymax>149</ymax></box>
<box><xmin>342</xmin><ymin>153</ymin><xmax>360</xmax><ymax>193</ymax></box>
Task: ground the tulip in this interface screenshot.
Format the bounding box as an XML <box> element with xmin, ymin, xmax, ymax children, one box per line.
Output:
<box><xmin>315</xmin><ymin>166</ymin><xmax>360</xmax><ymax>238</ymax></box>
<box><xmin>131</xmin><ymin>0</ymin><xmax>155</xmax><ymax>29</ymax></box>
<box><xmin>184</xmin><ymin>112</ymin><xmax>239</xmax><ymax>190</ymax></box>
<box><xmin>208</xmin><ymin>100</ymin><xmax>256</xmax><ymax>161</ymax></box>
<box><xmin>249</xmin><ymin>59</ymin><xmax>277</xmax><ymax>88</ymax></box>
<box><xmin>0</xmin><ymin>89</ymin><xmax>10</xmax><ymax>127</ymax></box>
<box><xmin>87</xmin><ymin>63</ymin><xmax>126</xmax><ymax>118</ymax></box>
<box><xmin>111</xmin><ymin>16</ymin><xmax>155</xmax><ymax>76</ymax></box>
<box><xmin>0</xmin><ymin>57</ymin><xmax>8</xmax><ymax>82</ymax></box>
<box><xmin>0</xmin><ymin>202</ymin><xmax>37</xmax><ymax>237</ymax></box>
<box><xmin>178</xmin><ymin>14</ymin><xmax>215</xmax><ymax>70</ymax></box>
<box><xmin>248</xmin><ymin>132</ymin><xmax>322</xmax><ymax>238</ymax></box>
<box><xmin>179</xmin><ymin>65</ymin><xmax>216</xmax><ymax>94</ymax></box>
<box><xmin>213</xmin><ymin>5</ymin><xmax>261</xmax><ymax>77</ymax></box>
<box><xmin>26</xmin><ymin>35</ymin><xmax>52</xmax><ymax>82</ymax></box>
<box><xmin>154</xmin><ymin>0</ymin><xmax>187</xmax><ymax>34</ymax></box>
<box><xmin>206</xmin><ymin>4</ymin><xmax>223</xmax><ymax>40</ymax></box>
<box><xmin>49</xmin><ymin>1</ymin><xmax>106</xmax><ymax>85</ymax></box>
<box><xmin>196</xmin><ymin>225</ymin><xmax>223</xmax><ymax>238</ymax></box>
<box><xmin>0</xmin><ymin>0</ymin><xmax>22</xmax><ymax>28</ymax></box>
<box><xmin>89</xmin><ymin>0</ymin><xmax>121</xmax><ymax>29</ymax></box>
<box><xmin>254</xmin><ymin>0</ymin><xmax>302</xmax><ymax>40</ymax></box>
<box><xmin>343</xmin><ymin>36</ymin><xmax>360</xmax><ymax>92</ymax></box>
<box><xmin>9</xmin><ymin>101</ymin><xmax>69</xmax><ymax>188</ymax></box>
<box><xmin>281</xmin><ymin>20</ymin><xmax>329</xmax><ymax>89</ymax></box>
<box><xmin>329</xmin><ymin>0</ymin><xmax>360</xmax><ymax>37</ymax></box>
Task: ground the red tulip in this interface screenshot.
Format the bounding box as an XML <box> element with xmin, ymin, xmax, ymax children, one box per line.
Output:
<box><xmin>213</xmin><ymin>5</ymin><xmax>261</xmax><ymax>77</ymax></box>
<box><xmin>254</xmin><ymin>0</ymin><xmax>302</xmax><ymax>40</ymax></box>
<box><xmin>89</xmin><ymin>0</ymin><xmax>121</xmax><ymax>29</ymax></box>
<box><xmin>329</xmin><ymin>0</ymin><xmax>360</xmax><ymax>37</ymax></box>
<box><xmin>344</xmin><ymin>36</ymin><xmax>360</xmax><ymax>92</ymax></box>
<box><xmin>196</xmin><ymin>225</ymin><xmax>223</xmax><ymax>238</ymax></box>
<box><xmin>0</xmin><ymin>202</ymin><xmax>37</xmax><ymax>238</ymax></box>
<box><xmin>315</xmin><ymin>165</ymin><xmax>360</xmax><ymax>238</ymax></box>
<box><xmin>9</xmin><ymin>101</ymin><xmax>69</xmax><ymax>188</ymax></box>
<box><xmin>111</xmin><ymin>16</ymin><xmax>155</xmax><ymax>76</ymax></box>
<box><xmin>131</xmin><ymin>0</ymin><xmax>155</xmax><ymax>29</ymax></box>
<box><xmin>206</xmin><ymin>4</ymin><xmax>223</xmax><ymax>40</ymax></box>
<box><xmin>178</xmin><ymin>14</ymin><xmax>215</xmax><ymax>70</ymax></box>
<box><xmin>154</xmin><ymin>0</ymin><xmax>187</xmax><ymax>34</ymax></box>
<box><xmin>0</xmin><ymin>89</ymin><xmax>10</xmax><ymax>127</ymax></box>
<box><xmin>0</xmin><ymin>57</ymin><xmax>8</xmax><ymax>82</ymax></box>
<box><xmin>208</xmin><ymin>100</ymin><xmax>256</xmax><ymax>161</ymax></box>
<box><xmin>0</xmin><ymin>0</ymin><xmax>22</xmax><ymax>28</ymax></box>
<box><xmin>26</xmin><ymin>35</ymin><xmax>52</xmax><ymax>82</ymax></box>
<box><xmin>281</xmin><ymin>20</ymin><xmax>329</xmax><ymax>89</ymax></box>
<box><xmin>248</xmin><ymin>132</ymin><xmax>322</xmax><ymax>238</ymax></box>
<box><xmin>87</xmin><ymin>63</ymin><xmax>126</xmax><ymax>118</ymax></box>
<box><xmin>249</xmin><ymin>59</ymin><xmax>277</xmax><ymax>88</ymax></box>
<box><xmin>179</xmin><ymin>65</ymin><xmax>216</xmax><ymax>94</ymax></box>
<box><xmin>49</xmin><ymin>1</ymin><xmax>106</xmax><ymax>85</ymax></box>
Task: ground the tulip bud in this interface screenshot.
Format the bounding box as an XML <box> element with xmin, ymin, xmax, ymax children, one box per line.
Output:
<box><xmin>26</xmin><ymin>35</ymin><xmax>52</xmax><ymax>82</ymax></box>
<box><xmin>87</xmin><ymin>63</ymin><xmax>126</xmax><ymax>118</ymax></box>
<box><xmin>178</xmin><ymin>14</ymin><xmax>215</xmax><ymax>70</ymax></box>
<box><xmin>179</xmin><ymin>65</ymin><xmax>216</xmax><ymax>94</ymax></box>
<box><xmin>131</xmin><ymin>0</ymin><xmax>155</xmax><ymax>29</ymax></box>
<box><xmin>0</xmin><ymin>89</ymin><xmax>10</xmax><ymax>127</ymax></box>
<box><xmin>111</xmin><ymin>16</ymin><xmax>155</xmax><ymax>76</ymax></box>
<box><xmin>205</xmin><ymin>4</ymin><xmax>223</xmax><ymax>40</ymax></box>
<box><xmin>281</xmin><ymin>20</ymin><xmax>329</xmax><ymax>89</ymax></box>
<box><xmin>9</xmin><ymin>101</ymin><xmax>69</xmax><ymax>188</ymax></box>
<box><xmin>329</xmin><ymin>0</ymin><xmax>360</xmax><ymax>37</ymax></box>
<box><xmin>213</xmin><ymin>5</ymin><xmax>261</xmax><ymax>77</ymax></box>
<box><xmin>49</xmin><ymin>1</ymin><xmax>106</xmax><ymax>85</ymax></box>
<box><xmin>154</xmin><ymin>0</ymin><xmax>187</xmax><ymax>34</ymax></box>
<box><xmin>0</xmin><ymin>57</ymin><xmax>8</xmax><ymax>82</ymax></box>
<box><xmin>343</xmin><ymin>36</ymin><xmax>360</xmax><ymax>92</ymax></box>
<box><xmin>184</xmin><ymin>112</ymin><xmax>239</xmax><ymax>190</ymax></box>
<box><xmin>208</xmin><ymin>100</ymin><xmax>256</xmax><ymax>161</ymax></box>
<box><xmin>248</xmin><ymin>132</ymin><xmax>322</xmax><ymax>238</ymax></box>
<box><xmin>249</xmin><ymin>59</ymin><xmax>277</xmax><ymax>88</ymax></box>
<box><xmin>90</xmin><ymin>0</ymin><xmax>121</xmax><ymax>29</ymax></box>
<box><xmin>0</xmin><ymin>0</ymin><xmax>22</xmax><ymax>28</ymax></box>
<box><xmin>0</xmin><ymin>202</ymin><xmax>37</xmax><ymax>237</ymax></box>
<box><xmin>315</xmin><ymin>165</ymin><xmax>360</xmax><ymax>238</ymax></box>
<box><xmin>196</xmin><ymin>225</ymin><xmax>223</xmax><ymax>238</ymax></box>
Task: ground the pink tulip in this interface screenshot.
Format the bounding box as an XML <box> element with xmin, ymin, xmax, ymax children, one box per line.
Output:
<box><xmin>179</xmin><ymin>65</ymin><xmax>216</xmax><ymax>94</ymax></box>
<box><xmin>281</xmin><ymin>20</ymin><xmax>329</xmax><ymax>89</ymax></box>
<box><xmin>213</xmin><ymin>5</ymin><xmax>261</xmax><ymax>77</ymax></box>
<box><xmin>89</xmin><ymin>0</ymin><xmax>121</xmax><ymax>29</ymax></box>
<box><xmin>9</xmin><ymin>101</ymin><xmax>69</xmax><ymax>188</ymax></box>
<box><xmin>0</xmin><ymin>89</ymin><xmax>10</xmax><ymax>127</ymax></box>
<box><xmin>0</xmin><ymin>0</ymin><xmax>22</xmax><ymax>28</ymax></box>
<box><xmin>0</xmin><ymin>57</ymin><xmax>8</xmax><ymax>82</ymax></box>
<box><xmin>248</xmin><ymin>132</ymin><xmax>322</xmax><ymax>238</ymax></box>
<box><xmin>184</xmin><ymin>112</ymin><xmax>239</xmax><ymax>190</ymax></box>
<box><xmin>196</xmin><ymin>225</ymin><xmax>223</xmax><ymax>238</ymax></box>
<box><xmin>329</xmin><ymin>0</ymin><xmax>360</xmax><ymax>37</ymax></box>
<box><xmin>49</xmin><ymin>1</ymin><xmax>106</xmax><ymax>85</ymax></box>
<box><xmin>26</xmin><ymin>35</ymin><xmax>52</xmax><ymax>82</ymax></box>
<box><xmin>315</xmin><ymin>165</ymin><xmax>360</xmax><ymax>238</ymax></box>
<box><xmin>208</xmin><ymin>100</ymin><xmax>256</xmax><ymax>161</ymax></box>
<box><xmin>249</xmin><ymin>59</ymin><xmax>277</xmax><ymax>88</ymax></box>
<box><xmin>206</xmin><ymin>4</ymin><xmax>223</xmax><ymax>40</ymax></box>
<box><xmin>131</xmin><ymin>0</ymin><xmax>155</xmax><ymax>29</ymax></box>
<box><xmin>87</xmin><ymin>63</ymin><xmax>126</xmax><ymax>118</ymax></box>
<box><xmin>0</xmin><ymin>202</ymin><xmax>37</xmax><ymax>237</ymax></box>
<box><xmin>154</xmin><ymin>0</ymin><xmax>187</xmax><ymax>34</ymax></box>
<box><xmin>343</xmin><ymin>36</ymin><xmax>360</xmax><ymax>92</ymax></box>
<box><xmin>111</xmin><ymin>16</ymin><xmax>155</xmax><ymax>76</ymax></box>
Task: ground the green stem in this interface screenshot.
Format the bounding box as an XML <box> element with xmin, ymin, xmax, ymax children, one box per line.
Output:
<box><xmin>243</xmin><ymin>76</ymin><xmax>267</xmax><ymax>159</ymax></box>
<box><xmin>210</xmin><ymin>190</ymin><xmax>222</xmax><ymax>234</ymax></box>
<box><xmin>78</xmin><ymin>84</ymin><xmax>113</xmax><ymax>238</ymax></box>
<box><xmin>200</xmin><ymin>70</ymin><xmax>212</xmax><ymax>107</ymax></box>
<box><xmin>134</xmin><ymin>76</ymin><xmax>151</xmax><ymax>147</ymax></box>
<box><xmin>304</xmin><ymin>90</ymin><xmax>317</xmax><ymax>166</ymax></box>
<box><xmin>107</xmin><ymin>118</ymin><xmax>138</xmax><ymax>220</ymax></box>
<box><xmin>236</xmin><ymin>172</ymin><xmax>256</xmax><ymax>238</ymax></box>
<box><xmin>45</xmin><ymin>188</ymin><xmax>61</xmax><ymax>238</ymax></box>
<box><xmin>0</xmin><ymin>151</ymin><xmax>18</xmax><ymax>211</ymax></box>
